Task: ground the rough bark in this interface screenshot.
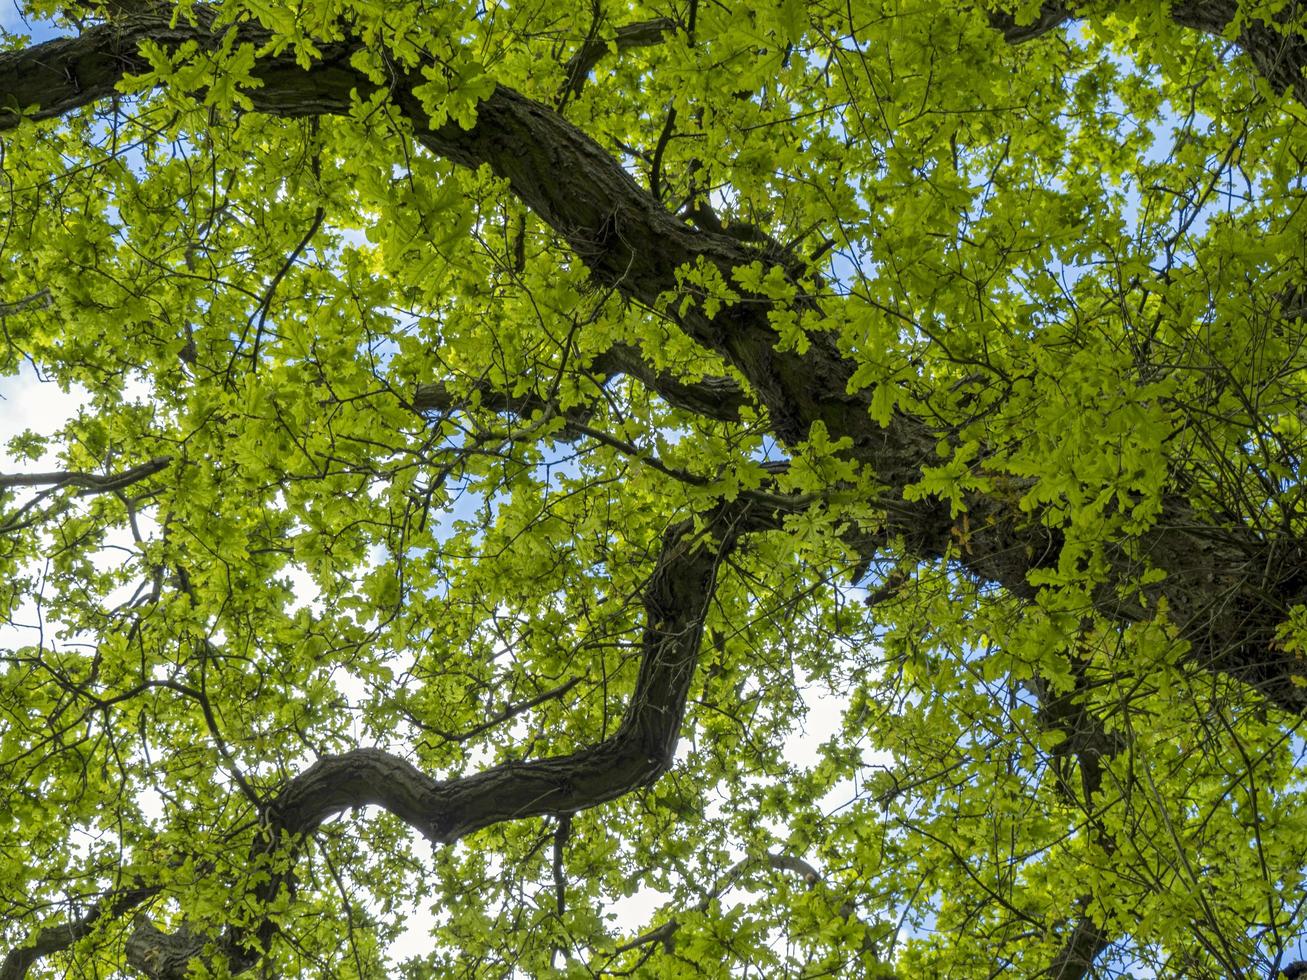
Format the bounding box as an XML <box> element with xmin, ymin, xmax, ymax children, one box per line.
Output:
<box><xmin>2</xmin><ymin>5</ymin><xmax>1306</xmax><ymax>976</ymax></box>
<box><xmin>1043</xmin><ymin>910</ymin><xmax>1113</xmax><ymax>980</ymax></box>
<box><xmin>110</xmin><ymin>496</ymin><xmax>782</xmax><ymax>978</ymax></box>
<box><xmin>411</xmin><ymin>343</ymin><xmax>751</xmax><ymax>423</ymax></box>
<box><xmin>3</xmin><ymin>4</ymin><xmax>1306</xmax><ymax>701</ymax></box>
<box><xmin>992</xmin><ymin>0</ymin><xmax>1307</xmax><ymax>104</ymax></box>
<box><xmin>0</xmin><ymin>885</ymin><xmax>162</xmax><ymax>980</ymax></box>
<box><xmin>275</xmin><ymin>499</ymin><xmax>783</xmax><ymax>838</ymax></box>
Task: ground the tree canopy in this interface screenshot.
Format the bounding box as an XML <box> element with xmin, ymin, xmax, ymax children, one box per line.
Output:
<box><xmin>1</xmin><ymin>0</ymin><xmax>1306</xmax><ymax>976</ymax></box>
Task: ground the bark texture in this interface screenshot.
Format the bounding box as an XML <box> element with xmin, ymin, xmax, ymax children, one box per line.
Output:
<box><xmin>1</xmin><ymin>3</ymin><xmax>1305</xmax><ymax>976</ymax></box>
<box><xmin>3</xmin><ymin>497</ymin><xmax>784</xmax><ymax>979</ymax></box>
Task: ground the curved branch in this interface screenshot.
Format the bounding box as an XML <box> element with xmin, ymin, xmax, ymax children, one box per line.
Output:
<box><xmin>609</xmin><ymin>851</ymin><xmax>882</xmax><ymax>964</ymax></box>
<box><xmin>270</xmin><ymin>500</ymin><xmax>782</xmax><ymax>842</ymax></box>
<box><xmin>411</xmin><ymin>343</ymin><xmax>751</xmax><ymax>425</ymax></box>
<box><xmin>116</xmin><ymin>495</ymin><xmax>794</xmax><ymax>978</ymax></box>
<box><xmin>561</xmin><ymin>17</ymin><xmax>676</xmax><ymax>103</ymax></box>
<box><xmin>5</xmin><ymin>4</ymin><xmax>1307</xmax><ymax>712</ymax></box>
<box><xmin>1</xmin><ymin>884</ymin><xmax>162</xmax><ymax>980</ymax></box>
<box><xmin>0</xmin><ymin>456</ymin><xmax>172</xmax><ymax>495</ymax></box>
<box><xmin>992</xmin><ymin>1</ymin><xmax>1307</xmax><ymax>104</ymax></box>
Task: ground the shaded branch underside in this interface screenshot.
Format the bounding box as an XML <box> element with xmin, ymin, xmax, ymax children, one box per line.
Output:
<box><xmin>2</xmin><ymin>2</ymin><xmax>1306</xmax><ymax>976</ymax></box>
<box><xmin>3</xmin><ymin>498</ymin><xmax>786</xmax><ymax>978</ymax></box>
<box><xmin>2</xmin><ymin>10</ymin><xmax>1303</xmax><ymax>694</ymax></box>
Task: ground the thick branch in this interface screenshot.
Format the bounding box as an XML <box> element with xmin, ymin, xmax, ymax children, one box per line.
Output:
<box><xmin>0</xmin><ymin>16</ymin><xmax>844</xmax><ymax>439</ymax></box>
<box><xmin>561</xmin><ymin>17</ymin><xmax>676</xmax><ymax>102</ymax></box>
<box><xmin>1044</xmin><ymin>910</ymin><xmax>1112</xmax><ymax>979</ymax></box>
<box><xmin>125</xmin><ymin>918</ymin><xmax>226</xmax><ymax>980</ymax></box>
<box><xmin>120</xmin><ymin>495</ymin><xmax>792</xmax><ymax>978</ymax></box>
<box><xmin>993</xmin><ymin>1</ymin><xmax>1307</xmax><ymax>104</ymax></box>
<box><xmin>5</xmin><ymin>8</ymin><xmax>1307</xmax><ymax>714</ymax></box>
<box><xmin>0</xmin><ymin>11</ymin><xmax>361</xmax><ymax>129</ymax></box>
<box><xmin>411</xmin><ymin>343</ymin><xmax>750</xmax><ymax>424</ymax></box>
<box><xmin>0</xmin><ymin>456</ymin><xmax>172</xmax><ymax>495</ymax></box>
<box><xmin>1171</xmin><ymin>0</ymin><xmax>1307</xmax><ymax>103</ymax></box>
<box><xmin>270</xmin><ymin>500</ymin><xmax>780</xmax><ymax>842</ymax></box>
<box><xmin>987</xmin><ymin>2</ymin><xmax>1073</xmax><ymax>43</ymax></box>
<box><xmin>1</xmin><ymin>885</ymin><xmax>161</xmax><ymax>980</ymax></box>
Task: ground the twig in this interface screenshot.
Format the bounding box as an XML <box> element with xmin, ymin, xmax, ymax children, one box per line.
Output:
<box><xmin>0</xmin><ymin>456</ymin><xmax>171</xmax><ymax>494</ymax></box>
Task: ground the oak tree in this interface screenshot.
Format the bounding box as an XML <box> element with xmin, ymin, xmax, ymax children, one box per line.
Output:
<box><xmin>2</xmin><ymin>0</ymin><xmax>1307</xmax><ymax>976</ymax></box>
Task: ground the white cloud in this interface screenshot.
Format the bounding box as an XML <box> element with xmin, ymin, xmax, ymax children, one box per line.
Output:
<box><xmin>0</xmin><ymin>362</ymin><xmax>86</xmax><ymax>470</ymax></box>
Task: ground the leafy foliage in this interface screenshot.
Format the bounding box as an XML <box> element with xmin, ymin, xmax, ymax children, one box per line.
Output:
<box><xmin>1</xmin><ymin>0</ymin><xmax>1307</xmax><ymax>977</ymax></box>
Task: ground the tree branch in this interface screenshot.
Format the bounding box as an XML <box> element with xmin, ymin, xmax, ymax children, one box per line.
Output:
<box><xmin>0</xmin><ymin>456</ymin><xmax>172</xmax><ymax>495</ymax></box>
<box><xmin>117</xmin><ymin>494</ymin><xmax>795</xmax><ymax>978</ymax></box>
<box><xmin>1043</xmin><ymin>907</ymin><xmax>1112</xmax><ymax>979</ymax></box>
<box><xmin>1029</xmin><ymin>648</ymin><xmax>1124</xmax><ymax>978</ymax></box>
<box><xmin>270</xmin><ymin>502</ymin><xmax>782</xmax><ymax>843</ymax></box>
<box><xmin>0</xmin><ymin>289</ymin><xmax>53</xmax><ymax>316</ymax></box>
<box><xmin>410</xmin><ymin>343</ymin><xmax>751</xmax><ymax>428</ymax></box>
<box><xmin>591</xmin><ymin>344</ymin><xmax>752</xmax><ymax>422</ymax></box>
<box><xmin>5</xmin><ymin>3</ymin><xmax>1307</xmax><ymax>714</ymax></box>
<box><xmin>992</xmin><ymin>1</ymin><xmax>1307</xmax><ymax>104</ymax></box>
<box><xmin>986</xmin><ymin>2</ymin><xmax>1073</xmax><ymax>43</ymax></box>
<box><xmin>608</xmin><ymin>851</ymin><xmax>881</xmax><ymax>963</ymax></box>
<box><xmin>560</xmin><ymin>17</ymin><xmax>676</xmax><ymax>103</ymax></box>
<box><xmin>1</xmin><ymin>884</ymin><xmax>162</xmax><ymax>980</ymax></box>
